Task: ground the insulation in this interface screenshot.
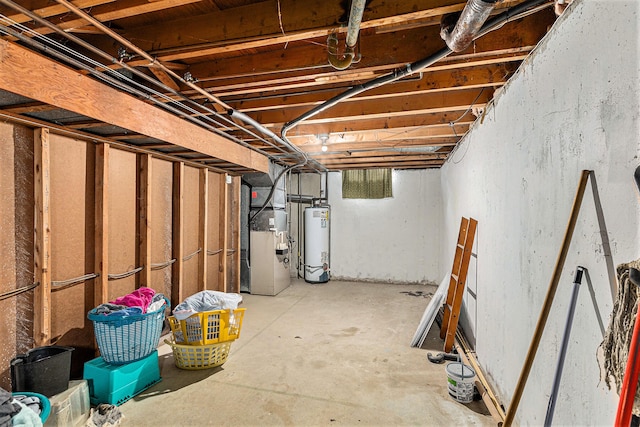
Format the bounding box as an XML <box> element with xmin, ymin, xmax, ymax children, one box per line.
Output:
<box><xmin>0</xmin><ymin>123</ymin><xmax>34</xmax><ymax>390</ymax></box>
<box><xmin>600</xmin><ymin>260</ymin><xmax>640</xmax><ymax>414</ymax></box>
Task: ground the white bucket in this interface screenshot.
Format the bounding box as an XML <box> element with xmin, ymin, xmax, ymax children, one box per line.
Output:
<box><xmin>446</xmin><ymin>362</ymin><xmax>476</xmax><ymax>403</ymax></box>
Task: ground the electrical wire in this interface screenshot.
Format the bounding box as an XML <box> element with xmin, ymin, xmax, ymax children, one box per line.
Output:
<box><xmin>0</xmin><ymin>0</ymin><xmax>303</xmax><ymax>163</ymax></box>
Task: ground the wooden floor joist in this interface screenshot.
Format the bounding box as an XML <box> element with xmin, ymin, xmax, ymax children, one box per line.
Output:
<box><xmin>0</xmin><ymin>40</ymin><xmax>269</xmax><ymax>173</ymax></box>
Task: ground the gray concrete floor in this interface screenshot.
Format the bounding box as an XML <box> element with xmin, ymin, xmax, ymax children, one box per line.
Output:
<box><xmin>120</xmin><ymin>279</ymin><xmax>495</xmax><ymax>426</ymax></box>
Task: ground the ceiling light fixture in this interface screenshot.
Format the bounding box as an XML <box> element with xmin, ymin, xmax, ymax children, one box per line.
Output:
<box><xmin>318</xmin><ymin>133</ymin><xmax>329</xmax><ymax>152</ymax></box>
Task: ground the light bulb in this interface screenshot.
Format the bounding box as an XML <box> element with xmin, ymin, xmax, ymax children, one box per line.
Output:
<box><xmin>321</xmin><ymin>144</ymin><xmax>328</xmax><ymax>152</ymax></box>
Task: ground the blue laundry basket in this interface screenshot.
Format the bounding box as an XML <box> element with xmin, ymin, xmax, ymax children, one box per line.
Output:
<box><xmin>88</xmin><ymin>298</ymin><xmax>168</xmax><ymax>365</ymax></box>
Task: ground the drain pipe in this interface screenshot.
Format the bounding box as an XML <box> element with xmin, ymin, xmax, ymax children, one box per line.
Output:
<box><xmin>328</xmin><ymin>0</ymin><xmax>366</xmax><ymax>70</ymax></box>
<box><xmin>281</xmin><ymin>0</ymin><xmax>551</xmax><ymax>135</ymax></box>
<box><xmin>440</xmin><ymin>0</ymin><xmax>498</xmax><ymax>52</ymax></box>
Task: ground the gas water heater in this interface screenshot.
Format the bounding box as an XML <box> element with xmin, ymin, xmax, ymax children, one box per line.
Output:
<box><xmin>304</xmin><ymin>204</ymin><xmax>330</xmax><ymax>283</ymax></box>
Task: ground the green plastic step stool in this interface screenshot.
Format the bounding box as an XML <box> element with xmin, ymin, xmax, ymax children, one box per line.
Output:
<box><xmin>83</xmin><ymin>350</ymin><xmax>161</xmax><ymax>406</ymax></box>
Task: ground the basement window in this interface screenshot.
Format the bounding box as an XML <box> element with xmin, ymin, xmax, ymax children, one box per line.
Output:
<box><xmin>342</xmin><ymin>169</ymin><xmax>393</xmax><ymax>199</ymax></box>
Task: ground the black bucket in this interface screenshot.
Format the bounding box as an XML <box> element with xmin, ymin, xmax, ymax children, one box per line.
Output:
<box><xmin>11</xmin><ymin>346</ymin><xmax>74</xmax><ymax>397</ymax></box>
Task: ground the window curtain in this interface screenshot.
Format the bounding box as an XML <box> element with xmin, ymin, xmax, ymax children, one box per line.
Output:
<box><xmin>342</xmin><ymin>169</ymin><xmax>393</xmax><ymax>199</ymax></box>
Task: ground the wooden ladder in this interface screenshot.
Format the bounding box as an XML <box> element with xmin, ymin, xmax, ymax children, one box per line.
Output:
<box><xmin>440</xmin><ymin>217</ymin><xmax>478</xmax><ymax>353</ymax></box>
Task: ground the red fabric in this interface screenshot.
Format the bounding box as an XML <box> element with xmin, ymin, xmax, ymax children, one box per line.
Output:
<box><xmin>110</xmin><ymin>287</ymin><xmax>156</xmax><ymax>312</ymax></box>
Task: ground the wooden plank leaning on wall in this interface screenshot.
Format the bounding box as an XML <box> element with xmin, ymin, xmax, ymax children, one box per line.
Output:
<box><xmin>33</xmin><ymin>128</ymin><xmax>51</xmax><ymax>346</ymax></box>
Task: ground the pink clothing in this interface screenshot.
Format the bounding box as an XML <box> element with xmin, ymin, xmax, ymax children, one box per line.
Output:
<box><xmin>110</xmin><ymin>287</ymin><xmax>156</xmax><ymax>312</ymax></box>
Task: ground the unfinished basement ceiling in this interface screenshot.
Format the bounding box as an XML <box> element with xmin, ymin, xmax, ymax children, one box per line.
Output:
<box><xmin>0</xmin><ymin>0</ymin><xmax>556</xmax><ymax>173</ymax></box>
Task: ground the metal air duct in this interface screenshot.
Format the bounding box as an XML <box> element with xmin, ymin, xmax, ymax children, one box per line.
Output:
<box><xmin>440</xmin><ymin>0</ymin><xmax>498</xmax><ymax>52</ymax></box>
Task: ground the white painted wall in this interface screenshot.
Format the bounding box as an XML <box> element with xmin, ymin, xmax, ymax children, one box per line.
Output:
<box><xmin>440</xmin><ymin>1</ymin><xmax>640</xmax><ymax>425</ymax></box>
<box><xmin>327</xmin><ymin>169</ymin><xmax>443</xmax><ymax>284</ymax></box>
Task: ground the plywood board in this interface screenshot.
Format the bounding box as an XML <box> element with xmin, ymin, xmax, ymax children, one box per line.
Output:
<box><xmin>107</xmin><ymin>149</ymin><xmax>137</xmax><ymax>299</ymax></box>
<box><xmin>150</xmin><ymin>158</ymin><xmax>173</xmax><ymax>297</ymax></box>
<box><xmin>0</xmin><ymin>123</ymin><xmax>19</xmax><ymax>389</ymax></box>
<box><xmin>11</xmin><ymin>124</ymin><xmax>36</xmax><ymax>373</ymax></box>
<box><xmin>49</xmin><ymin>133</ymin><xmax>95</xmax><ymax>376</ymax></box>
<box><xmin>181</xmin><ymin>165</ymin><xmax>200</xmax><ymax>298</ymax></box>
<box><xmin>206</xmin><ymin>172</ymin><xmax>222</xmax><ymax>291</ymax></box>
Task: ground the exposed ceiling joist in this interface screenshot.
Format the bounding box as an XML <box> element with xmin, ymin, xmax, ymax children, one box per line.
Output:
<box><xmin>0</xmin><ymin>39</ymin><xmax>269</xmax><ymax>172</ymax></box>
<box><xmin>0</xmin><ymin>0</ymin><xmax>557</xmax><ymax>171</ymax></box>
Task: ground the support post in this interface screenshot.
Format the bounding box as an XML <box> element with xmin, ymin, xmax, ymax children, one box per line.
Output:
<box><xmin>230</xmin><ymin>176</ymin><xmax>241</xmax><ymax>293</ymax></box>
<box><xmin>138</xmin><ymin>153</ymin><xmax>152</xmax><ymax>288</ymax></box>
<box><xmin>94</xmin><ymin>142</ymin><xmax>110</xmax><ymax>306</ymax></box>
<box><xmin>218</xmin><ymin>173</ymin><xmax>228</xmax><ymax>292</ymax></box>
<box><xmin>198</xmin><ymin>168</ymin><xmax>209</xmax><ymax>291</ymax></box>
<box><xmin>172</xmin><ymin>162</ymin><xmax>184</xmax><ymax>307</ymax></box>
<box><xmin>34</xmin><ymin>127</ymin><xmax>51</xmax><ymax>345</ymax></box>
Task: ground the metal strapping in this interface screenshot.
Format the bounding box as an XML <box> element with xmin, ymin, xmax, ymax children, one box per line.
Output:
<box><xmin>151</xmin><ymin>258</ymin><xmax>176</xmax><ymax>271</ymax></box>
<box><xmin>182</xmin><ymin>248</ymin><xmax>202</xmax><ymax>262</ymax></box>
<box><xmin>108</xmin><ymin>266</ymin><xmax>143</xmax><ymax>281</ymax></box>
<box><xmin>0</xmin><ymin>282</ymin><xmax>39</xmax><ymax>300</ymax></box>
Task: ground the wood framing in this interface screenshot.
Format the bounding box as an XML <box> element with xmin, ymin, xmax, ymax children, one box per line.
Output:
<box><xmin>138</xmin><ymin>153</ymin><xmax>152</xmax><ymax>288</ymax></box>
<box><xmin>218</xmin><ymin>174</ymin><xmax>229</xmax><ymax>292</ymax></box>
<box><xmin>171</xmin><ymin>162</ymin><xmax>184</xmax><ymax>307</ymax></box>
<box><xmin>198</xmin><ymin>168</ymin><xmax>209</xmax><ymax>291</ymax></box>
<box><xmin>94</xmin><ymin>142</ymin><xmax>109</xmax><ymax>306</ymax></box>
<box><xmin>0</xmin><ymin>40</ymin><xmax>269</xmax><ymax>173</ymax></box>
<box><xmin>229</xmin><ymin>176</ymin><xmax>241</xmax><ymax>293</ymax></box>
<box><xmin>33</xmin><ymin>127</ymin><xmax>51</xmax><ymax>345</ymax></box>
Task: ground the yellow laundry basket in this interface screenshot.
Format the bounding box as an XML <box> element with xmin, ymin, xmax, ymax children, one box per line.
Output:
<box><xmin>164</xmin><ymin>339</ymin><xmax>232</xmax><ymax>370</ymax></box>
<box><xmin>168</xmin><ymin>308</ymin><xmax>245</xmax><ymax>346</ymax></box>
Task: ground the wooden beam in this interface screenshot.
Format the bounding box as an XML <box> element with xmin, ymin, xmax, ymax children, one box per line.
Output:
<box><xmin>171</xmin><ymin>162</ymin><xmax>184</xmax><ymax>307</ymax></box>
<box><xmin>288</xmin><ymin>123</ymin><xmax>471</xmax><ymax>146</ymax></box>
<box><xmin>320</xmin><ymin>153</ymin><xmax>445</xmax><ymax>164</ymax></box>
<box><xmin>328</xmin><ymin>159</ymin><xmax>445</xmax><ymax>169</ymax></box>
<box><xmin>313</xmin><ymin>151</ymin><xmax>448</xmax><ymax>161</ymax></box>
<box><xmin>0</xmin><ymin>39</ymin><xmax>269</xmax><ymax>173</ymax></box>
<box><xmin>218</xmin><ymin>174</ymin><xmax>228</xmax><ymax>292</ymax></box>
<box><xmin>120</xmin><ymin>0</ymin><xmax>468</xmax><ymax>57</ymax></box>
<box><xmin>197</xmin><ymin>168</ymin><xmax>208</xmax><ymax>291</ymax></box>
<box><xmin>183</xmin><ymin>13</ymin><xmax>552</xmax><ymax>82</ymax></box>
<box><xmin>1</xmin><ymin>0</ymin><xmax>115</xmax><ymax>26</ymax></box>
<box><xmin>33</xmin><ymin>0</ymin><xmax>204</xmax><ymax>35</ymax></box>
<box><xmin>94</xmin><ymin>142</ymin><xmax>109</xmax><ymax>305</ymax></box>
<box><xmin>1</xmin><ymin>102</ymin><xmax>58</xmax><ymax>114</ymax></box>
<box><xmin>215</xmin><ymin>65</ymin><xmax>511</xmax><ymax>112</ymax></box>
<box><xmin>149</xmin><ymin>64</ymin><xmax>180</xmax><ymax>92</ymax></box>
<box><xmin>249</xmin><ymin>88</ymin><xmax>492</xmax><ymax>127</ymax></box>
<box><xmin>33</xmin><ymin>127</ymin><xmax>51</xmax><ymax>346</ymax></box>
<box><xmin>283</xmin><ymin>111</ymin><xmax>478</xmax><ymax>136</ymax></box>
<box><xmin>138</xmin><ymin>153</ymin><xmax>152</xmax><ymax>288</ymax></box>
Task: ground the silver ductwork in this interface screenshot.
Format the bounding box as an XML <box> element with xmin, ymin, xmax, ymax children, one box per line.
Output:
<box><xmin>440</xmin><ymin>0</ymin><xmax>498</xmax><ymax>52</ymax></box>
